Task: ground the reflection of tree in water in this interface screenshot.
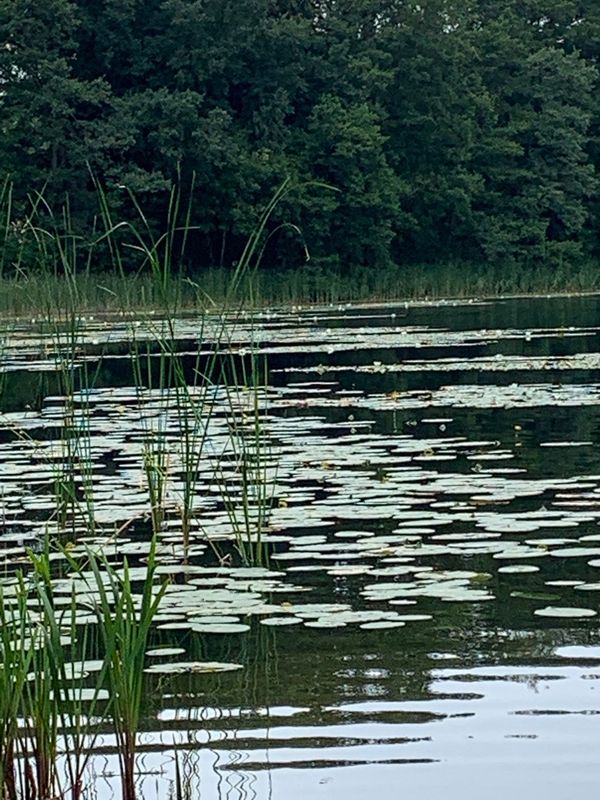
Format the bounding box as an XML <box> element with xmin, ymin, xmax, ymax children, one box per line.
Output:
<box><xmin>0</xmin><ymin>368</ymin><xmax>53</xmax><ymax>413</ymax></box>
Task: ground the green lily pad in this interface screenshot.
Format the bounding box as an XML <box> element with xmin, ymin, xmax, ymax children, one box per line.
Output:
<box><xmin>498</xmin><ymin>564</ymin><xmax>540</xmax><ymax>574</ymax></box>
<box><xmin>360</xmin><ymin>621</ymin><xmax>406</xmax><ymax>630</ymax></box>
<box><xmin>534</xmin><ymin>606</ymin><xmax>597</xmax><ymax>619</ymax></box>
<box><xmin>145</xmin><ymin>661</ymin><xmax>243</xmax><ymax>674</ymax></box>
<box><xmin>511</xmin><ymin>591</ymin><xmax>556</xmax><ymax>601</ymax></box>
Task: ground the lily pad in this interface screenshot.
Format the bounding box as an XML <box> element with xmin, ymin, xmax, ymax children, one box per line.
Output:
<box><xmin>190</xmin><ymin>623</ymin><xmax>250</xmax><ymax>634</ymax></box>
<box><xmin>360</xmin><ymin>621</ymin><xmax>406</xmax><ymax>630</ymax></box>
<box><xmin>145</xmin><ymin>661</ymin><xmax>243</xmax><ymax>674</ymax></box>
<box><xmin>498</xmin><ymin>565</ymin><xmax>540</xmax><ymax>574</ymax></box>
<box><xmin>146</xmin><ymin>647</ymin><xmax>186</xmax><ymax>657</ymax></box>
<box><xmin>534</xmin><ymin>606</ymin><xmax>597</xmax><ymax>619</ymax></box>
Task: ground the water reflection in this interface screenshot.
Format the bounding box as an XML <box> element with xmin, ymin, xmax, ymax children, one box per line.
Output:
<box><xmin>100</xmin><ymin>654</ymin><xmax>600</xmax><ymax>799</ymax></box>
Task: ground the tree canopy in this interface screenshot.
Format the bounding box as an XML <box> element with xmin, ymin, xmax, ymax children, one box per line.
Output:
<box><xmin>0</xmin><ymin>0</ymin><xmax>598</xmax><ymax>273</ymax></box>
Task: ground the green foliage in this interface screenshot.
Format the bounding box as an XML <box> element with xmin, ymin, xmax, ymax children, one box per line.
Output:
<box><xmin>0</xmin><ymin>0</ymin><xmax>598</xmax><ymax>273</ymax></box>
<box><xmin>471</xmin><ymin>5</ymin><xmax>597</xmax><ymax>265</ymax></box>
<box><xmin>80</xmin><ymin>537</ymin><xmax>167</xmax><ymax>800</ymax></box>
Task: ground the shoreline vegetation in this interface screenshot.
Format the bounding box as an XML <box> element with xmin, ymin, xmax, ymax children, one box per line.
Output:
<box><xmin>2</xmin><ymin>3</ymin><xmax>599</xmax><ymax>285</ymax></box>
<box><xmin>1</xmin><ymin>261</ymin><xmax>600</xmax><ymax>318</ymax></box>
<box><xmin>3</xmin><ymin>174</ymin><xmax>597</xmax><ymax>320</ymax></box>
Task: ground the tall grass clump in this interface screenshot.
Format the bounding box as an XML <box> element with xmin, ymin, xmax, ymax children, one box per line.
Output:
<box><xmin>27</xmin><ymin>545</ymin><xmax>110</xmax><ymax>800</ymax></box>
<box><xmin>0</xmin><ymin>548</ymin><xmax>108</xmax><ymax>800</ymax></box>
<box><xmin>0</xmin><ymin>536</ymin><xmax>167</xmax><ymax>800</ymax></box>
<box><xmin>219</xmin><ymin>349</ymin><xmax>275</xmax><ymax>567</ymax></box>
<box><xmin>0</xmin><ymin>581</ymin><xmax>32</xmax><ymax>800</ymax></box>
<box><xmin>77</xmin><ymin>537</ymin><xmax>167</xmax><ymax>800</ymax></box>
<box><xmin>115</xmin><ymin>178</ymin><xmax>199</xmax><ymax>539</ymax></box>
<box><xmin>51</xmin><ymin>342</ymin><xmax>99</xmax><ymax>540</ymax></box>
<box><xmin>111</xmin><ymin>180</ymin><xmax>295</xmax><ymax>563</ymax></box>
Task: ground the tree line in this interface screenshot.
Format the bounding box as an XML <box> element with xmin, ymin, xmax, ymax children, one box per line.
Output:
<box><xmin>0</xmin><ymin>0</ymin><xmax>598</xmax><ymax>275</ymax></box>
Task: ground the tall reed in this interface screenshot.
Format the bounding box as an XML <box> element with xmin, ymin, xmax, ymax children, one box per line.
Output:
<box><xmin>130</xmin><ymin>337</ymin><xmax>173</xmax><ymax>536</ymax></box>
<box><xmin>28</xmin><ymin>544</ymin><xmax>110</xmax><ymax>800</ymax></box>
<box><xmin>110</xmin><ymin>178</ymin><xmax>290</xmax><ymax>562</ymax></box>
<box><xmin>0</xmin><ymin>545</ymin><xmax>109</xmax><ymax>800</ymax></box>
<box><xmin>0</xmin><ymin>581</ymin><xmax>32</xmax><ymax>800</ymax></box>
<box><xmin>78</xmin><ymin>536</ymin><xmax>167</xmax><ymax>800</ymax></box>
<box><xmin>0</xmin><ymin>537</ymin><xmax>170</xmax><ymax>800</ymax></box>
<box><xmin>219</xmin><ymin>349</ymin><xmax>275</xmax><ymax>567</ymax></box>
<box><xmin>3</xmin><ymin>177</ymin><xmax>300</xmax><ymax>566</ymax></box>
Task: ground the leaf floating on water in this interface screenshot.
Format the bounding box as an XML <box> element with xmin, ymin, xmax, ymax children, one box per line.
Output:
<box><xmin>360</xmin><ymin>621</ymin><xmax>406</xmax><ymax>630</ymax></box>
<box><xmin>304</xmin><ymin>619</ymin><xmax>348</xmax><ymax>629</ymax></box>
<box><xmin>145</xmin><ymin>661</ymin><xmax>243</xmax><ymax>674</ymax></box>
<box><xmin>525</xmin><ymin>538</ymin><xmax>578</xmax><ymax>547</ymax></box>
<box><xmin>187</xmin><ymin>615</ymin><xmax>241</xmax><ymax>625</ymax></box>
<box><xmin>510</xmin><ymin>591</ymin><xmax>556</xmax><ymax>601</ymax></box>
<box><xmin>470</xmin><ymin>572</ymin><xmax>493</xmax><ymax>583</ymax></box>
<box><xmin>493</xmin><ymin>549</ymin><xmax>547</xmax><ymax>560</ymax></box>
<box><xmin>260</xmin><ymin>617</ymin><xmax>303</xmax><ymax>626</ymax></box>
<box><xmin>441</xmin><ymin>590</ymin><xmax>495</xmax><ymax>603</ymax></box>
<box><xmin>146</xmin><ymin>647</ymin><xmax>186</xmax><ymax>657</ymax></box>
<box><xmin>545</xmin><ymin>580</ymin><xmax>584</xmax><ymax>587</ymax></box>
<box><xmin>498</xmin><ymin>565</ymin><xmax>540</xmax><ymax>574</ymax></box>
<box><xmin>190</xmin><ymin>623</ymin><xmax>251</xmax><ymax>634</ymax></box>
<box><xmin>550</xmin><ymin>547</ymin><xmax>600</xmax><ymax>559</ymax></box>
<box><xmin>157</xmin><ymin>622</ymin><xmax>196</xmax><ymax>631</ymax></box>
<box><xmin>534</xmin><ymin>606</ymin><xmax>597</xmax><ymax>619</ymax></box>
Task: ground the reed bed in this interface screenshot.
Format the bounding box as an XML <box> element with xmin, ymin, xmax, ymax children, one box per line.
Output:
<box><xmin>0</xmin><ymin>179</ymin><xmax>287</xmax><ymax>797</ymax></box>
<box><xmin>0</xmin><ymin>538</ymin><xmax>166</xmax><ymax>800</ymax></box>
<box><xmin>1</xmin><ymin>260</ymin><xmax>599</xmax><ymax>319</ymax></box>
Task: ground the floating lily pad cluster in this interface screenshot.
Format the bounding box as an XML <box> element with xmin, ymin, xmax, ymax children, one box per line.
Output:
<box><xmin>1</xmin><ymin>300</ymin><xmax>600</xmax><ymax>674</ymax></box>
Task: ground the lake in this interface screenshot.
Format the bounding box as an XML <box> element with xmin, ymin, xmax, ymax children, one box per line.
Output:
<box><xmin>2</xmin><ymin>294</ymin><xmax>600</xmax><ymax>799</ymax></box>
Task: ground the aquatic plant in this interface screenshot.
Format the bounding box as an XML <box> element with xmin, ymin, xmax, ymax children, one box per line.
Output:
<box><xmin>121</xmin><ymin>181</ymin><xmax>293</xmax><ymax>563</ymax></box>
<box><xmin>218</xmin><ymin>350</ymin><xmax>275</xmax><ymax>567</ymax></box>
<box><xmin>0</xmin><ymin>580</ymin><xmax>32</xmax><ymax>800</ymax></box>
<box><xmin>28</xmin><ymin>545</ymin><xmax>109</xmax><ymax>800</ymax></box>
<box><xmin>52</xmin><ymin>323</ymin><xmax>100</xmax><ymax>539</ymax></box>
<box><xmin>0</xmin><ymin>544</ymin><xmax>108</xmax><ymax>800</ymax></box>
<box><xmin>130</xmin><ymin>337</ymin><xmax>173</xmax><ymax>536</ymax></box>
<box><xmin>80</xmin><ymin>536</ymin><xmax>167</xmax><ymax>800</ymax></box>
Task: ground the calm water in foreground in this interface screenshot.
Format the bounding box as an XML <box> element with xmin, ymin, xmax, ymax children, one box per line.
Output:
<box><xmin>3</xmin><ymin>294</ymin><xmax>600</xmax><ymax>799</ymax></box>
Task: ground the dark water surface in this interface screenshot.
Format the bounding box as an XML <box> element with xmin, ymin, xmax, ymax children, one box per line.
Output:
<box><xmin>3</xmin><ymin>295</ymin><xmax>600</xmax><ymax>799</ymax></box>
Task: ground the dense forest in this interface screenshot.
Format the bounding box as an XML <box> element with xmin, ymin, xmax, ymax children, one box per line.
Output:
<box><xmin>0</xmin><ymin>0</ymin><xmax>599</xmax><ymax>276</ymax></box>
